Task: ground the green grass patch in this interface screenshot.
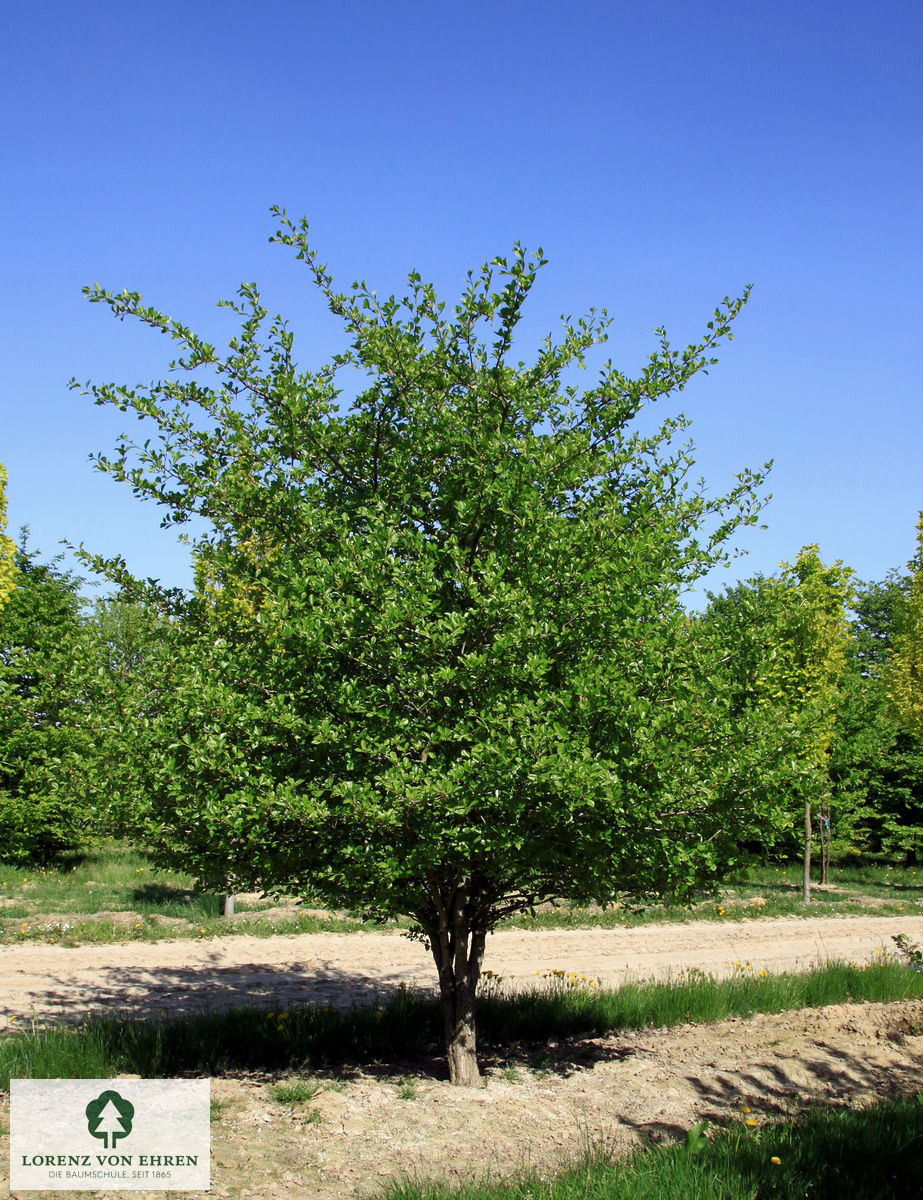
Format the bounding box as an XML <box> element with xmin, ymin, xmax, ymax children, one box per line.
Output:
<box><xmin>3</xmin><ymin>959</ymin><xmax>921</xmax><ymax>1090</ymax></box>
<box><xmin>2</xmin><ymin>844</ymin><xmax>921</xmax><ymax>944</ymax></box>
<box><xmin>380</xmin><ymin>1092</ymin><xmax>923</xmax><ymax>1200</ymax></box>
<box><xmin>0</xmin><ymin>841</ymin><xmax>404</xmax><ymax>944</ymax></box>
<box><xmin>502</xmin><ymin>859</ymin><xmax>923</xmax><ymax>930</ymax></box>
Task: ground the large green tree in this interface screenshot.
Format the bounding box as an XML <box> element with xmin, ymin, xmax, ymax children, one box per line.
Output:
<box><xmin>76</xmin><ymin>214</ymin><xmax>777</xmax><ymax>1084</ymax></box>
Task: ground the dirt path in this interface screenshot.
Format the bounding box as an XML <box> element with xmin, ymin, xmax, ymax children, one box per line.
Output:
<box><xmin>2</xmin><ymin>913</ymin><xmax>922</xmax><ymax>1028</ymax></box>
<box><xmin>2</xmin><ymin>916</ymin><xmax>922</xmax><ymax>1199</ymax></box>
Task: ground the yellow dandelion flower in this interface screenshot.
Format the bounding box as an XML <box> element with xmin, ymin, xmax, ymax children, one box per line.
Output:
<box><xmin>740</xmin><ymin>1105</ymin><xmax>751</xmax><ymax>1114</ymax></box>
<box><xmin>746</xmin><ymin>1118</ymin><xmax>758</xmax><ymax>1127</ymax></box>
<box><xmin>771</xmin><ymin>1156</ymin><xmax>781</xmax><ymax>1165</ymax></box>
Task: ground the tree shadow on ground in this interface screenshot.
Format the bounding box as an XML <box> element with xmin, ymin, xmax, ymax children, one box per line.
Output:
<box><xmin>130</xmin><ymin>883</ymin><xmax>202</xmax><ymax>907</ymax></box>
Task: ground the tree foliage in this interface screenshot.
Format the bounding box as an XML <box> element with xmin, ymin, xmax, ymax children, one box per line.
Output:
<box><xmin>76</xmin><ymin>213</ymin><xmax>776</xmax><ymax>1083</ymax></box>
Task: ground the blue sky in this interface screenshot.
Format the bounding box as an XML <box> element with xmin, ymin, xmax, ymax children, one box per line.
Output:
<box><xmin>2</xmin><ymin>1</ymin><xmax>921</xmax><ymax>606</ymax></box>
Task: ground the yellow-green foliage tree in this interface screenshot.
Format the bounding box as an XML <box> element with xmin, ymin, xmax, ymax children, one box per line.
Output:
<box><xmin>883</xmin><ymin>514</ymin><xmax>923</xmax><ymax>739</ymax></box>
<box><xmin>767</xmin><ymin>546</ymin><xmax>854</xmax><ymax>900</ymax></box>
<box><xmin>0</xmin><ymin>463</ymin><xmax>16</xmax><ymax>612</ymax></box>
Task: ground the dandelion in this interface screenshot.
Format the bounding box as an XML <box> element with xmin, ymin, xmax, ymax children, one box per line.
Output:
<box><xmin>739</xmin><ymin>1105</ymin><xmax>751</xmax><ymax>1114</ymax></box>
<box><xmin>746</xmin><ymin>1118</ymin><xmax>758</xmax><ymax>1127</ymax></box>
<box><xmin>771</xmin><ymin>1156</ymin><xmax>781</xmax><ymax>1165</ymax></box>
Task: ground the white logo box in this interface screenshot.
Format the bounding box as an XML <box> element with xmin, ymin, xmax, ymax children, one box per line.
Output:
<box><xmin>10</xmin><ymin>1079</ymin><xmax>210</xmax><ymax>1191</ymax></box>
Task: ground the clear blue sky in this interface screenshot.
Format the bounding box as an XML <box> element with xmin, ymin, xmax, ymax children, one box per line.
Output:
<box><xmin>2</xmin><ymin>0</ymin><xmax>921</xmax><ymax>606</ymax></box>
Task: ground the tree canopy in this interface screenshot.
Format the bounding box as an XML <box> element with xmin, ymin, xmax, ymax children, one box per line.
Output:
<box><xmin>76</xmin><ymin>213</ymin><xmax>777</xmax><ymax>1083</ymax></box>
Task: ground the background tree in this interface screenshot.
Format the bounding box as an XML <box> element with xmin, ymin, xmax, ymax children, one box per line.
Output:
<box><xmin>770</xmin><ymin>547</ymin><xmax>854</xmax><ymax>897</ymax></box>
<box><xmin>0</xmin><ymin>463</ymin><xmax>15</xmax><ymax>612</ymax></box>
<box><xmin>696</xmin><ymin>573</ymin><xmax>812</xmax><ymax>860</ymax></box>
<box><xmin>76</xmin><ymin>214</ymin><xmax>778</xmax><ymax>1085</ymax></box>
<box><xmin>701</xmin><ymin>551</ymin><xmax>854</xmax><ymax>891</ymax></box>
<box><xmin>829</xmin><ymin>572</ymin><xmax>923</xmax><ymax>864</ymax></box>
<box><xmin>0</xmin><ymin>541</ymin><xmax>93</xmax><ymax>861</ymax></box>
<box><xmin>0</xmin><ymin>539</ymin><xmax>165</xmax><ymax>863</ymax></box>
<box><xmin>883</xmin><ymin>513</ymin><xmax>923</xmax><ymax>739</ymax></box>
<box><xmin>79</xmin><ymin>593</ymin><xmax>171</xmax><ymax>837</ymax></box>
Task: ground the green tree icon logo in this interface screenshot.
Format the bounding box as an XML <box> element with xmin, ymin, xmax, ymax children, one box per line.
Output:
<box><xmin>85</xmin><ymin>1089</ymin><xmax>135</xmax><ymax>1149</ymax></box>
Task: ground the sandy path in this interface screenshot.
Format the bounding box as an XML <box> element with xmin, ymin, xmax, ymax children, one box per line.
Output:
<box><xmin>2</xmin><ymin>914</ymin><xmax>922</xmax><ymax>1028</ymax></box>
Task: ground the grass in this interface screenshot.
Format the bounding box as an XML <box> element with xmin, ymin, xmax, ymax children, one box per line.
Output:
<box><xmin>503</xmin><ymin>858</ymin><xmax>923</xmax><ymax>930</ymax></box>
<box><xmin>267</xmin><ymin>1077</ymin><xmax>323</xmax><ymax>1104</ymax></box>
<box><xmin>2</xmin><ymin>844</ymin><xmax>921</xmax><ymax>944</ymax></box>
<box><xmin>0</xmin><ymin>841</ymin><xmax>406</xmax><ymax>944</ymax></box>
<box><xmin>379</xmin><ymin>1093</ymin><xmax>923</xmax><ymax>1200</ymax></box>
<box><xmin>2</xmin><ymin>957</ymin><xmax>921</xmax><ymax>1089</ymax></box>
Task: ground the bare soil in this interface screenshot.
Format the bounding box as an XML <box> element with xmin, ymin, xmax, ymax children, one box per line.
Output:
<box><xmin>2</xmin><ymin>914</ymin><xmax>922</xmax><ymax>1200</ymax></box>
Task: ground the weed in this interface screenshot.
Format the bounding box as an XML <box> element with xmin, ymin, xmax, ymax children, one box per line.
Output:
<box><xmin>267</xmin><ymin>1077</ymin><xmax>323</xmax><ymax>1104</ymax></box>
<box><xmin>893</xmin><ymin>933</ymin><xmax>923</xmax><ymax>972</ymax></box>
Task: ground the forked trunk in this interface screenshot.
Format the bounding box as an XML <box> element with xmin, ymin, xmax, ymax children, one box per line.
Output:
<box><xmin>423</xmin><ymin>881</ymin><xmax>487</xmax><ymax>1086</ymax></box>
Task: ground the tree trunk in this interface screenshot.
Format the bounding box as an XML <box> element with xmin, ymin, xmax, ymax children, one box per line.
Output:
<box><xmin>423</xmin><ymin>881</ymin><xmax>487</xmax><ymax>1086</ymax></box>
<box><xmin>220</xmin><ymin>893</ymin><xmax>235</xmax><ymax>918</ymax></box>
<box><xmin>820</xmin><ymin>803</ymin><xmax>831</xmax><ymax>886</ymax></box>
<box><xmin>802</xmin><ymin>799</ymin><xmax>812</xmax><ymax>904</ymax></box>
